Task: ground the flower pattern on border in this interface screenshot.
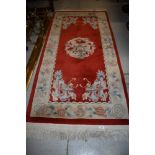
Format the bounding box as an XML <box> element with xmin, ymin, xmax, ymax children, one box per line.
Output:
<box><xmin>34</xmin><ymin>103</ymin><xmax>109</xmax><ymax>118</ymax></box>
<box><xmin>111</xmin><ymin>104</ymin><xmax>125</xmax><ymax>118</ymax></box>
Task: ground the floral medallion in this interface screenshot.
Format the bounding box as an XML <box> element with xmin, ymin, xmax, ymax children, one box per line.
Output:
<box><xmin>65</xmin><ymin>37</ymin><xmax>96</xmax><ymax>59</ymax></box>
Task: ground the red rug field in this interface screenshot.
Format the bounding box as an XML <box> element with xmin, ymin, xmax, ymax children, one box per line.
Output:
<box><xmin>27</xmin><ymin>11</ymin><xmax>129</xmax><ymax>125</ymax></box>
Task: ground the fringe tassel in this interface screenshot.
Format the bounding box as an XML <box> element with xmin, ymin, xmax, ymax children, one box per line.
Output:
<box><xmin>27</xmin><ymin>123</ymin><xmax>128</xmax><ymax>140</ymax></box>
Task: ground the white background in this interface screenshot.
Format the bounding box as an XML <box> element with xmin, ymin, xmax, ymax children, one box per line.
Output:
<box><xmin>0</xmin><ymin>0</ymin><xmax>155</xmax><ymax>154</ymax></box>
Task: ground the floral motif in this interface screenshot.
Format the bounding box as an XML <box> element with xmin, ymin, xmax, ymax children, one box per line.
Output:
<box><xmin>109</xmin><ymin>72</ymin><xmax>122</xmax><ymax>100</ymax></box>
<box><xmin>94</xmin><ymin>106</ymin><xmax>106</xmax><ymax>117</ymax></box>
<box><xmin>65</xmin><ymin>37</ymin><xmax>96</xmax><ymax>59</ymax></box>
<box><xmin>62</xmin><ymin>16</ymin><xmax>78</xmax><ymax>29</ymax></box>
<box><xmin>35</xmin><ymin>105</ymin><xmax>51</xmax><ymax>117</ymax></box>
<box><xmin>107</xmin><ymin>59</ymin><xmax>117</xmax><ymax>66</ymax></box>
<box><xmin>111</xmin><ymin>104</ymin><xmax>125</xmax><ymax>118</ymax></box>
<box><xmin>51</xmin><ymin>70</ymin><xmax>76</xmax><ymax>101</ymax></box>
<box><xmin>74</xmin><ymin>105</ymin><xmax>85</xmax><ymax>117</ymax></box>
<box><xmin>62</xmin><ymin>16</ymin><xmax>98</xmax><ymax>30</ymax></box>
<box><xmin>57</xmin><ymin>107</ymin><xmax>66</xmax><ymax>117</ymax></box>
<box><xmin>34</xmin><ymin>103</ymin><xmax>109</xmax><ymax>118</ymax></box>
<box><xmin>82</xmin><ymin>16</ymin><xmax>98</xmax><ymax>29</ymax></box>
<box><xmin>82</xmin><ymin>70</ymin><xmax>108</xmax><ymax>102</ymax></box>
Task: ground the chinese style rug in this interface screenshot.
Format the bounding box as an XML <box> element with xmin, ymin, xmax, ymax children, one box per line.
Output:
<box><xmin>27</xmin><ymin>11</ymin><xmax>129</xmax><ymax>125</ymax></box>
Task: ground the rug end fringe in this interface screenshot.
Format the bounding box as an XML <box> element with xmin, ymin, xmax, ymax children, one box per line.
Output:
<box><xmin>27</xmin><ymin>123</ymin><xmax>128</xmax><ymax>140</ymax></box>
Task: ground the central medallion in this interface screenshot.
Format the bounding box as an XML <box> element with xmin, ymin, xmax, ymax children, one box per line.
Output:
<box><xmin>65</xmin><ymin>37</ymin><xmax>96</xmax><ymax>59</ymax></box>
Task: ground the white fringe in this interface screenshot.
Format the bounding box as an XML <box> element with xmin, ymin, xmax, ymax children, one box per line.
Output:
<box><xmin>55</xmin><ymin>9</ymin><xmax>107</xmax><ymax>11</ymax></box>
<box><xmin>27</xmin><ymin>123</ymin><xmax>128</xmax><ymax>140</ymax></box>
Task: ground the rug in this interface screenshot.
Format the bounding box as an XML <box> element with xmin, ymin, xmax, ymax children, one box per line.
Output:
<box><xmin>27</xmin><ymin>11</ymin><xmax>129</xmax><ymax>125</ymax></box>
